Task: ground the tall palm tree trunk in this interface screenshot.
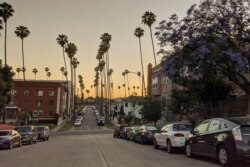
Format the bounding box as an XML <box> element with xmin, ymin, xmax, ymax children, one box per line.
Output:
<box><xmin>74</xmin><ymin>68</ymin><xmax>76</xmax><ymax>110</ymax></box>
<box><xmin>139</xmin><ymin>37</ymin><xmax>145</xmax><ymax>97</ymax></box>
<box><xmin>149</xmin><ymin>26</ymin><xmax>156</xmax><ymax>66</ymax></box>
<box><xmin>123</xmin><ymin>76</ymin><xmax>127</xmax><ymax>97</ymax></box>
<box><xmin>70</xmin><ymin>58</ymin><xmax>74</xmax><ymax>116</ymax></box>
<box><xmin>21</xmin><ymin>39</ymin><xmax>28</xmax><ymax>125</ymax></box>
<box><xmin>4</xmin><ymin>22</ymin><xmax>7</xmax><ymax>65</ymax></box>
<box><xmin>126</xmin><ymin>74</ymin><xmax>130</xmax><ymax>96</ymax></box>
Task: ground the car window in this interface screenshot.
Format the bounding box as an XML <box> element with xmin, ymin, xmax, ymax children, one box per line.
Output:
<box><xmin>220</xmin><ymin>121</ymin><xmax>228</xmax><ymax>129</ymax></box>
<box><xmin>146</xmin><ymin>126</ymin><xmax>157</xmax><ymax>131</ymax></box>
<box><xmin>173</xmin><ymin>124</ymin><xmax>192</xmax><ymax>131</ymax></box>
<box><xmin>208</xmin><ymin>119</ymin><xmax>221</xmax><ymax>132</ymax></box>
<box><xmin>195</xmin><ymin>121</ymin><xmax>209</xmax><ymax>134</ymax></box>
<box><xmin>160</xmin><ymin>125</ymin><xmax>167</xmax><ymax>132</ymax></box>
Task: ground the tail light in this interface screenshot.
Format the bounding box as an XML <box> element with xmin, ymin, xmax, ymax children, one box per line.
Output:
<box><xmin>232</xmin><ymin>126</ymin><xmax>243</xmax><ymax>141</ymax></box>
<box><xmin>174</xmin><ymin>133</ymin><xmax>184</xmax><ymax>137</ymax></box>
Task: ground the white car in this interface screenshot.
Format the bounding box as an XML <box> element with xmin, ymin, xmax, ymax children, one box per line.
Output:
<box><xmin>76</xmin><ymin>116</ymin><xmax>83</xmax><ymax>121</ymax></box>
<box><xmin>153</xmin><ymin>123</ymin><xmax>192</xmax><ymax>153</ymax></box>
<box><xmin>74</xmin><ymin>120</ymin><xmax>82</xmax><ymax>126</ymax></box>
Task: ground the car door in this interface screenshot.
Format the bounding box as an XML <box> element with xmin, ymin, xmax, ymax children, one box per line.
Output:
<box><xmin>205</xmin><ymin>119</ymin><xmax>223</xmax><ymax>157</ymax></box>
<box><xmin>160</xmin><ymin>125</ymin><xmax>170</xmax><ymax>147</ymax></box>
<box><xmin>137</xmin><ymin>126</ymin><xmax>144</xmax><ymax>142</ymax></box>
<box><xmin>155</xmin><ymin>126</ymin><xmax>166</xmax><ymax>146</ymax></box>
<box><xmin>191</xmin><ymin>120</ymin><xmax>210</xmax><ymax>154</ymax></box>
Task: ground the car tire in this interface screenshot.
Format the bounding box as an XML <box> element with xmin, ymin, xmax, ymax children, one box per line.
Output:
<box><xmin>9</xmin><ymin>141</ymin><xmax>13</xmax><ymax>149</ymax></box>
<box><xmin>19</xmin><ymin>140</ymin><xmax>22</xmax><ymax>147</ymax></box>
<box><xmin>153</xmin><ymin>138</ymin><xmax>159</xmax><ymax>149</ymax></box>
<box><xmin>218</xmin><ymin>146</ymin><xmax>232</xmax><ymax>167</ymax></box>
<box><xmin>47</xmin><ymin>136</ymin><xmax>49</xmax><ymax>141</ymax></box>
<box><xmin>185</xmin><ymin>143</ymin><xmax>193</xmax><ymax>158</ymax></box>
<box><xmin>34</xmin><ymin>139</ymin><xmax>38</xmax><ymax>144</ymax></box>
<box><xmin>167</xmin><ymin>140</ymin><xmax>173</xmax><ymax>153</ymax></box>
<box><xmin>113</xmin><ymin>134</ymin><xmax>116</xmax><ymax>138</ymax></box>
<box><xmin>30</xmin><ymin>138</ymin><xmax>33</xmax><ymax>145</ymax></box>
<box><xmin>141</xmin><ymin>136</ymin><xmax>145</xmax><ymax>145</ymax></box>
<box><xmin>134</xmin><ymin>137</ymin><xmax>137</xmax><ymax>143</ymax></box>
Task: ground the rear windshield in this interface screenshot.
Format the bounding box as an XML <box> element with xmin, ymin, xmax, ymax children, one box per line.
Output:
<box><xmin>36</xmin><ymin>127</ymin><xmax>45</xmax><ymax>131</ymax></box>
<box><xmin>173</xmin><ymin>124</ymin><xmax>192</xmax><ymax>131</ymax></box>
<box><xmin>15</xmin><ymin>127</ymin><xmax>31</xmax><ymax>132</ymax></box>
<box><xmin>146</xmin><ymin>126</ymin><xmax>157</xmax><ymax>131</ymax></box>
<box><xmin>0</xmin><ymin>131</ymin><xmax>11</xmax><ymax>136</ymax></box>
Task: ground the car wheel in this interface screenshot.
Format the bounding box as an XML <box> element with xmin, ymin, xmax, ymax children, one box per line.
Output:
<box><xmin>167</xmin><ymin>140</ymin><xmax>173</xmax><ymax>153</ymax></box>
<box><xmin>185</xmin><ymin>143</ymin><xmax>193</xmax><ymax>158</ymax></box>
<box><xmin>218</xmin><ymin>146</ymin><xmax>232</xmax><ymax>167</ymax></box>
<box><xmin>113</xmin><ymin>134</ymin><xmax>116</xmax><ymax>138</ymax></box>
<box><xmin>141</xmin><ymin>136</ymin><xmax>145</xmax><ymax>145</ymax></box>
<box><xmin>47</xmin><ymin>136</ymin><xmax>49</xmax><ymax>141</ymax></box>
<box><xmin>30</xmin><ymin>138</ymin><xmax>33</xmax><ymax>145</ymax></box>
<box><xmin>9</xmin><ymin>141</ymin><xmax>13</xmax><ymax>149</ymax></box>
<box><xmin>34</xmin><ymin>138</ymin><xmax>38</xmax><ymax>144</ymax></box>
<box><xmin>19</xmin><ymin>140</ymin><xmax>22</xmax><ymax>147</ymax></box>
<box><xmin>133</xmin><ymin>137</ymin><xmax>137</xmax><ymax>143</ymax></box>
<box><xmin>153</xmin><ymin>138</ymin><xmax>159</xmax><ymax>149</ymax></box>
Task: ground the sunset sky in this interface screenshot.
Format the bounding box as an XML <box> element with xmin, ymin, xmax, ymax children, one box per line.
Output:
<box><xmin>0</xmin><ymin>0</ymin><xmax>200</xmax><ymax>97</ymax></box>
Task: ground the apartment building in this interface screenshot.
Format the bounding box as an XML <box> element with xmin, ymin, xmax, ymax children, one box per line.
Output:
<box><xmin>5</xmin><ymin>80</ymin><xmax>70</xmax><ymax>124</ymax></box>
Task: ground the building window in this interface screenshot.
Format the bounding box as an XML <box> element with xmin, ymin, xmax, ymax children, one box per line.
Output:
<box><xmin>48</xmin><ymin>110</ymin><xmax>53</xmax><ymax>117</ymax></box>
<box><xmin>36</xmin><ymin>100</ymin><xmax>43</xmax><ymax>107</ymax></box>
<box><xmin>49</xmin><ymin>100</ymin><xmax>54</xmax><ymax>106</ymax></box>
<box><xmin>125</xmin><ymin>102</ymin><xmax>128</xmax><ymax>107</ymax></box>
<box><xmin>37</xmin><ymin>90</ymin><xmax>43</xmax><ymax>96</ymax></box>
<box><xmin>11</xmin><ymin>90</ymin><xmax>17</xmax><ymax>96</ymax></box>
<box><xmin>38</xmin><ymin>110</ymin><xmax>43</xmax><ymax>117</ymax></box>
<box><xmin>33</xmin><ymin>110</ymin><xmax>38</xmax><ymax>117</ymax></box>
<box><xmin>49</xmin><ymin>91</ymin><xmax>55</xmax><ymax>96</ymax></box>
<box><xmin>24</xmin><ymin>90</ymin><xmax>29</xmax><ymax>95</ymax></box>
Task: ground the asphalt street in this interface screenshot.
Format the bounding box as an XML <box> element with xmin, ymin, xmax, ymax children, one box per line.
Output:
<box><xmin>0</xmin><ymin>106</ymin><xmax>249</xmax><ymax>167</ymax></box>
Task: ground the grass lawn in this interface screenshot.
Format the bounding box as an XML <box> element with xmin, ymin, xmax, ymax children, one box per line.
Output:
<box><xmin>58</xmin><ymin>119</ymin><xmax>74</xmax><ymax>131</ymax></box>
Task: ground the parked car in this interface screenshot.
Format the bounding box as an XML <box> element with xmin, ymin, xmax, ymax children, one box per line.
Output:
<box><xmin>15</xmin><ymin>126</ymin><xmax>38</xmax><ymax>145</ymax></box>
<box><xmin>185</xmin><ymin>118</ymin><xmax>250</xmax><ymax>167</ymax></box>
<box><xmin>134</xmin><ymin>125</ymin><xmax>159</xmax><ymax>144</ymax></box>
<box><xmin>36</xmin><ymin>126</ymin><xmax>50</xmax><ymax>141</ymax></box>
<box><xmin>153</xmin><ymin>123</ymin><xmax>192</xmax><ymax>153</ymax></box>
<box><xmin>74</xmin><ymin>120</ymin><xmax>82</xmax><ymax>126</ymax></box>
<box><xmin>0</xmin><ymin>130</ymin><xmax>22</xmax><ymax>149</ymax></box>
<box><xmin>126</xmin><ymin>126</ymin><xmax>139</xmax><ymax>141</ymax></box>
<box><xmin>113</xmin><ymin>124</ymin><xmax>129</xmax><ymax>138</ymax></box>
<box><xmin>120</xmin><ymin>127</ymin><xmax>131</xmax><ymax>139</ymax></box>
<box><xmin>97</xmin><ymin>117</ymin><xmax>105</xmax><ymax>126</ymax></box>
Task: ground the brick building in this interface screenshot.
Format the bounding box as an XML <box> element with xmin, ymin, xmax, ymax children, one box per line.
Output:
<box><xmin>5</xmin><ymin>80</ymin><xmax>70</xmax><ymax>124</ymax></box>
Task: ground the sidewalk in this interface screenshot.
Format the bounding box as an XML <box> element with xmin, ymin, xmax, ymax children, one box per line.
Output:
<box><xmin>51</xmin><ymin>120</ymin><xmax>67</xmax><ymax>132</ymax></box>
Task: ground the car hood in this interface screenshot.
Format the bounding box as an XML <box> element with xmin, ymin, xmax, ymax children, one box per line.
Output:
<box><xmin>0</xmin><ymin>136</ymin><xmax>11</xmax><ymax>140</ymax></box>
<box><xmin>19</xmin><ymin>132</ymin><xmax>32</xmax><ymax>135</ymax></box>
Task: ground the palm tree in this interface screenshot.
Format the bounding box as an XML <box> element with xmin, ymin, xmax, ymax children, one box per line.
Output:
<box><xmin>56</xmin><ymin>34</ymin><xmax>68</xmax><ymax>73</ymax></box>
<box><xmin>73</xmin><ymin>57</ymin><xmax>80</xmax><ymax>108</ymax></box>
<box><xmin>142</xmin><ymin>11</ymin><xmax>157</xmax><ymax>65</ymax></box>
<box><xmin>14</xmin><ymin>25</ymin><xmax>30</xmax><ymax>125</ymax></box>
<box><xmin>32</xmin><ymin>68</ymin><xmax>38</xmax><ymax>79</ymax></box>
<box><xmin>45</xmin><ymin>67</ymin><xmax>49</xmax><ymax>79</ymax></box>
<box><xmin>14</xmin><ymin>26</ymin><xmax>30</xmax><ymax>81</ymax></box>
<box><xmin>122</xmin><ymin>83</ymin><xmax>126</xmax><ymax>97</ymax></box>
<box><xmin>0</xmin><ymin>2</ymin><xmax>14</xmax><ymax>65</ymax></box>
<box><xmin>118</xmin><ymin>85</ymin><xmax>121</xmax><ymax>97</ymax></box>
<box><xmin>124</xmin><ymin>69</ymin><xmax>130</xmax><ymax>96</ymax></box>
<box><xmin>60</xmin><ymin>66</ymin><xmax>65</xmax><ymax>80</ymax></box>
<box><xmin>86</xmin><ymin>89</ymin><xmax>90</xmax><ymax>98</ymax></box>
<box><xmin>47</xmin><ymin>71</ymin><xmax>51</xmax><ymax>80</ymax></box>
<box><xmin>16</xmin><ymin>67</ymin><xmax>21</xmax><ymax>79</ymax></box>
<box><xmin>134</xmin><ymin>27</ymin><xmax>146</xmax><ymax>97</ymax></box>
<box><xmin>65</xmin><ymin>42</ymin><xmax>77</xmax><ymax>112</ymax></box>
<box><xmin>122</xmin><ymin>71</ymin><xmax>127</xmax><ymax>97</ymax></box>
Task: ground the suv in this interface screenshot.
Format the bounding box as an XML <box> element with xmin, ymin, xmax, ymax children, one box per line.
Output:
<box><xmin>97</xmin><ymin>117</ymin><xmax>105</xmax><ymax>126</ymax></box>
<box><xmin>36</xmin><ymin>126</ymin><xmax>50</xmax><ymax>141</ymax></box>
<box><xmin>113</xmin><ymin>124</ymin><xmax>129</xmax><ymax>138</ymax></box>
<box><xmin>15</xmin><ymin>126</ymin><xmax>38</xmax><ymax>145</ymax></box>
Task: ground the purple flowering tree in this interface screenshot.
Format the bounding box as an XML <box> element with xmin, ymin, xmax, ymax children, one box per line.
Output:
<box><xmin>155</xmin><ymin>0</ymin><xmax>250</xmax><ymax>94</ymax></box>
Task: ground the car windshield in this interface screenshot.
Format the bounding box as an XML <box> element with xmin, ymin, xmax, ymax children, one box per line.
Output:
<box><xmin>0</xmin><ymin>131</ymin><xmax>12</xmax><ymax>136</ymax></box>
<box><xmin>146</xmin><ymin>126</ymin><xmax>157</xmax><ymax>131</ymax></box>
<box><xmin>15</xmin><ymin>127</ymin><xmax>31</xmax><ymax>132</ymax></box>
<box><xmin>36</xmin><ymin>127</ymin><xmax>45</xmax><ymax>131</ymax></box>
<box><xmin>173</xmin><ymin>124</ymin><xmax>192</xmax><ymax>131</ymax></box>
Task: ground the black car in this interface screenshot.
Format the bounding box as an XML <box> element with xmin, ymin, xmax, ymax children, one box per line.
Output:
<box><xmin>120</xmin><ymin>127</ymin><xmax>131</xmax><ymax>139</ymax></box>
<box><xmin>113</xmin><ymin>124</ymin><xmax>129</xmax><ymax>138</ymax></box>
<box><xmin>134</xmin><ymin>125</ymin><xmax>158</xmax><ymax>144</ymax></box>
<box><xmin>15</xmin><ymin>126</ymin><xmax>38</xmax><ymax>145</ymax></box>
<box><xmin>36</xmin><ymin>126</ymin><xmax>50</xmax><ymax>141</ymax></box>
<box><xmin>185</xmin><ymin>118</ymin><xmax>250</xmax><ymax>167</ymax></box>
<box><xmin>0</xmin><ymin>130</ymin><xmax>22</xmax><ymax>149</ymax></box>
